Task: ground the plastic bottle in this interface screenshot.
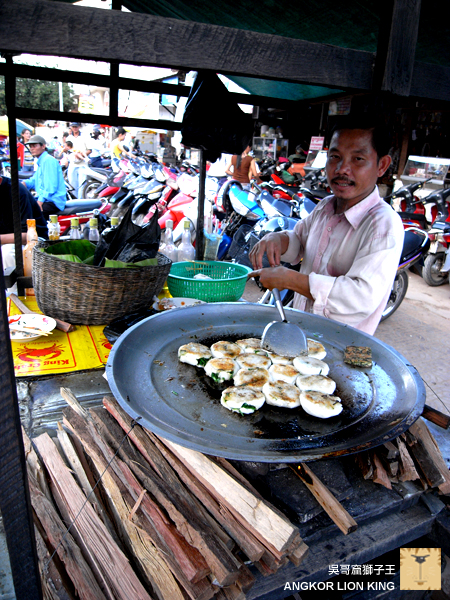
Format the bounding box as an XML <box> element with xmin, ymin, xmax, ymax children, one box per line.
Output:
<box><xmin>88</xmin><ymin>217</ymin><xmax>100</xmax><ymax>244</ymax></box>
<box><xmin>69</xmin><ymin>217</ymin><xmax>81</xmax><ymax>240</ymax></box>
<box><xmin>23</xmin><ymin>219</ymin><xmax>38</xmax><ymax>296</ymax></box>
<box><xmin>102</xmin><ymin>217</ymin><xmax>119</xmax><ymax>243</ymax></box>
<box><xmin>161</xmin><ymin>220</ymin><xmax>178</xmax><ymax>262</ymax></box>
<box><xmin>177</xmin><ymin>219</ymin><xmax>195</xmax><ymax>262</ymax></box>
<box><xmin>48</xmin><ymin>214</ymin><xmax>60</xmax><ymax>241</ymax></box>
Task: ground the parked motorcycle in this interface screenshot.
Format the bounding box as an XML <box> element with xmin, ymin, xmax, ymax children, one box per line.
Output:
<box><xmin>422</xmin><ymin>208</ymin><xmax>450</xmax><ymax>286</ymax></box>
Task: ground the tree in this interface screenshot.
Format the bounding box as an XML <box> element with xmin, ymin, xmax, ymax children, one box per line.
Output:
<box><xmin>0</xmin><ymin>76</ymin><xmax>76</xmax><ymax>116</ymax></box>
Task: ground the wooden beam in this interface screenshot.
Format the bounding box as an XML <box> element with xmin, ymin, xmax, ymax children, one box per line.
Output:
<box><xmin>0</xmin><ymin>0</ymin><xmax>374</xmax><ymax>91</ymax></box>
<box><xmin>0</xmin><ymin>276</ymin><xmax>43</xmax><ymax>599</ymax></box>
<box><xmin>373</xmin><ymin>0</ymin><xmax>421</xmax><ymax>96</ymax></box>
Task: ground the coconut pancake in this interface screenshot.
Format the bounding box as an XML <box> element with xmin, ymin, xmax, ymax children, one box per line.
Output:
<box><xmin>236</xmin><ymin>354</ymin><xmax>272</xmax><ymax>370</ymax></box>
<box><xmin>293</xmin><ymin>355</ymin><xmax>330</xmax><ymax>376</ymax></box>
<box><xmin>210</xmin><ymin>341</ymin><xmax>242</xmax><ymax>359</ymax></box>
<box><xmin>307</xmin><ymin>339</ymin><xmax>327</xmax><ymax>360</ymax></box>
<box><xmin>178</xmin><ymin>342</ymin><xmax>212</xmax><ymax>367</ymax></box>
<box><xmin>268</xmin><ymin>364</ymin><xmax>299</xmax><ymax>384</ymax></box>
<box><xmin>204</xmin><ymin>358</ymin><xmax>238</xmax><ymax>383</ymax></box>
<box><xmin>220</xmin><ymin>386</ymin><xmax>265</xmax><ymax>415</ymax></box>
<box><xmin>262</xmin><ymin>381</ymin><xmax>301</xmax><ymax>409</ymax></box>
<box><xmin>296</xmin><ymin>374</ymin><xmax>336</xmax><ymax>394</ymax></box>
<box><xmin>300</xmin><ymin>391</ymin><xmax>343</xmax><ymax>418</ymax></box>
<box><xmin>234</xmin><ymin>367</ymin><xmax>270</xmax><ymax>390</ymax></box>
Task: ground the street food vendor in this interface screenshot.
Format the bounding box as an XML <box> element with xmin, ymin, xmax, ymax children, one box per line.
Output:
<box><xmin>249</xmin><ymin>116</ymin><xmax>404</xmax><ymax>335</ymax></box>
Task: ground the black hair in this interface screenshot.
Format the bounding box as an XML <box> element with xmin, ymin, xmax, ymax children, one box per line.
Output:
<box><xmin>116</xmin><ymin>127</ymin><xmax>126</xmax><ymax>136</ymax></box>
<box><xmin>330</xmin><ymin>115</ymin><xmax>391</xmax><ymax>161</ymax></box>
<box><xmin>66</xmin><ymin>140</ymin><xmax>73</xmax><ymax>148</ymax></box>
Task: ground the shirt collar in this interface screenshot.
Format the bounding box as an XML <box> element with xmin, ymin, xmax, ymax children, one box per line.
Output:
<box><xmin>37</xmin><ymin>151</ymin><xmax>47</xmax><ymax>165</ymax></box>
<box><xmin>324</xmin><ymin>186</ymin><xmax>382</xmax><ymax>229</ymax></box>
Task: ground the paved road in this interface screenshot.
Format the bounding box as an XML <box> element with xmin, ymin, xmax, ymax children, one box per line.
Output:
<box><xmin>243</xmin><ymin>271</ymin><xmax>450</xmax><ymax>415</ymax></box>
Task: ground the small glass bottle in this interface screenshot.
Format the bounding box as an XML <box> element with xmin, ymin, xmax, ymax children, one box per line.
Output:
<box><xmin>102</xmin><ymin>216</ymin><xmax>119</xmax><ymax>243</ymax></box>
<box><xmin>69</xmin><ymin>217</ymin><xmax>81</xmax><ymax>240</ymax></box>
<box><xmin>23</xmin><ymin>219</ymin><xmax>38</xmax><ymax>296</ymax></box>
<box><xmin>177</xmin><ymin>219</ymin><xmax>195</xmax><ymax>262</ymax></box>
<box><xmin>162</xmin><ymin>219</ymin><xmax>178</xmax><ymax>262</ymax></box>
<box><xmin>48</xmin><ymin>214</ymin><xmax>60</xmax><ymax>241</ymax></box>
<box><xmin>88</xmin><ymin>217</ymin><xmax>100</xmax><ymax>244</ymax></box>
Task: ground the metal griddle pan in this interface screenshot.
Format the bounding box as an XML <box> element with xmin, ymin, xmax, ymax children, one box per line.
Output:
<box><xmin>106</xmin><ymin>303</ymin><xmax>425</xmax><ymax>462</ymax></box>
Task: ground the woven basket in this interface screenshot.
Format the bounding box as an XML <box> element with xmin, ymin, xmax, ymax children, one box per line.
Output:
<box><xmin>32</xmin><ymin>242</ymin><xmax>172</xmax><ymax>325</ymax></box>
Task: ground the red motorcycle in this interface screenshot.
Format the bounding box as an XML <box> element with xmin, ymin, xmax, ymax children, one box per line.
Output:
<box><xmin>57</xmin><ymin>198</ymin><xmax>111</xmax><ymax>236</ymax></box>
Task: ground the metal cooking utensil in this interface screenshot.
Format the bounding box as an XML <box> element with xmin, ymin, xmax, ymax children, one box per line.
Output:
<box><xmin>261</xmin><ymin>288</ymin><xmax>308</xmax><ymax>357</ymax></box>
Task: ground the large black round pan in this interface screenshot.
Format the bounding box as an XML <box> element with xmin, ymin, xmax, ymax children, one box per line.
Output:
<box><xmin>106</xmin><ymin>303</ymin><xmax>425</xmax><ymax>462</ymax></box>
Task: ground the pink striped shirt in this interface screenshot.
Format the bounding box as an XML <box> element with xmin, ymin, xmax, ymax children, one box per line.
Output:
<box><xmin>281</xmin><ymin>187</ymin><xmax>404</xmax><ymax>335</ymax></box>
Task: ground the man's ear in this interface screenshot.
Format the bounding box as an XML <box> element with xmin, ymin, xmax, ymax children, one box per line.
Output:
<box><xmin>377</xmin><ymin>154</ymin><xmax>391</xmax><ymax>177</ymax></box>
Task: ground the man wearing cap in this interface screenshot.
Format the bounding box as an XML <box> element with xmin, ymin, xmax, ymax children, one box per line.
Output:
<box><xmin>23</xmin><ymin>135</ymin><xmax>66</xmax><ymax>220</ymax></box>
<box><xmin>67</xmin><ymin>122</ymin><xmax>91</xmax><ymax>196</ymax></box>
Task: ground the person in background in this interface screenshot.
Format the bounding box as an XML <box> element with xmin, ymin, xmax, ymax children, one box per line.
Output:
<box><xmin>249</xmin><ymin>116</ymin><xmax>405</xmax><ymax>336</ymax></box>
<box><xmin>67</xmin><ymin>122</ymin><xmax>91</xmax><ymax>196</ymax></box>
<box><xmin>111</xmin><ymin>127</ymin><xmax>135</xmax><ymax>159</ymax></box>
<box><xmin>22</xmin><ymin>135</ymin><xmax>66</xmax><ymax>220</ymax></box>
<box><xmin>21</xmin><ymin>128</ymin><xmax>35</xmax><ymax>172</ymax></box>
<box><xmin>87</xmin><ymin>127</ymin><xmax>107</xmax><ymax>168</ymax></box>
<box><xmin>59</xmin><ymin>140</ymin><xmax>74</xmax><ymax>169</ymax></box>
<box><xmin>288</xmin><ymin>144</ymin><xmax>307</xmax><ymax>163</ymax></box>
<box><xmin>16</xmin><ymin>136</ymin><xmax>25</xmax><ymax>169</ymax></box>
<box><xmin>225</xmin><ymin>145</ymin><xmax>260</xmax><ymax>189</ymax></box>
<box><xmin>276</xmin><ymin>157</ymin><xmax>297</xmax><ymax>184</ymax></box>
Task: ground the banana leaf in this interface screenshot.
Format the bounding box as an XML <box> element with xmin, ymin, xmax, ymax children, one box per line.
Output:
<box><xmin>50</xmin><ymin>254</ymin><xmax>83</xmax><ymax>263</ymax></box>
<box><xmin>104</xmin><ymin>257</ymin><xmax>158</xmax><ymax>269</ymax></box>
<box><xmin>43</xmin><ymin>240</ymin><xmax>96</xmax><ymax>261</ymax></box>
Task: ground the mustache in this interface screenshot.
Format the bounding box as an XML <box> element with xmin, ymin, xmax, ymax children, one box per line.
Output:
<box><xmin>331</xmin><ymin>177</ymin><xmax>354</xmax><ymax>185</ymax></box>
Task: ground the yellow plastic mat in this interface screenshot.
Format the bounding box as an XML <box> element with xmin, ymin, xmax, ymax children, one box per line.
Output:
<box><xmin>8</xmin><ymin>297</ymin><xmax>112</xmax><ymax>377</ymax></box>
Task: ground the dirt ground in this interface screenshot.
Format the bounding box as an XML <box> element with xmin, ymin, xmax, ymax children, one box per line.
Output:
<box><xmin>242</xmin><ymin>271</ymin><xmax>450</xmax><ymax>416</ymax></box>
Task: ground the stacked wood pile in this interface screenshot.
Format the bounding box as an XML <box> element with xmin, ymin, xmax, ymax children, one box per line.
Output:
<box><xmin>25</xmin><ymin>389</ymin><xmax>308</xmax><ymax>600</ymax></box>
<box><xmin>354</xmin><ymin>418</ymin><xmax>450</xmax><ymax>494</ymax></box>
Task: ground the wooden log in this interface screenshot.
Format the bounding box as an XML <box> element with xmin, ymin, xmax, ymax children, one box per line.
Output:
<box><xmin>397</xmin><ymin>436</ymin><xmax>421</xmax><ymax>482</ymax></box>
<box><xmin>85</xmin><ymin>407</ymin><xmax>241</xmax><ymax>588</ymax></box>
<box><xmin>287</xmin><ymin>541</ymin><xmax>309</xmax><ymax>567</ymax></box>
<box><xmin>405</xmin><ymin>425</ymin><xmax>446</xmax><ymax>488</ymax></box>
<box><xmin>62</xmin><ymin>407</ymin><xmax>214</xmax><ymax>600</ymax></box>
<box><xmin>371</xmin><ymin>452</ymin><xmax>392</xmax><ymax>490</ymax></box>
<box><xmin>146</xmin><ymin>430</ymin><xmax>266</xmax><ymax>563</ymax></box>
<box><xmin>422</xmin><ymin>404</ymin><xmax>450</xmax><ymax>430</ymax></box>
<box><xmin>34</xmin><ymin>432</ymin><xmax>153</xmax><ymax>600</ymax></box>
<box><xmin>290</xmin><ymin>463</ymin><xmax>358</xmax><ymax>534</ymax></box>
<box><xmin>408</xmin><ymin>418</ymin><xmax>450</xmax><ymax>494</ymax></box>
<box><xmin>102</xmin><ymin>396</ymin><xmax>234</xmax><ymax>552</ymax></box>
<box><xmin>34</xmin><ymin>526</ymin><xmax>71</xmax><ymax>600</ymax></box>
<box><xmin>380</xmin><ymin>441</ymin><xmax>400</xmax><ymax>461</ymax></box>
<box><xmin>214</xmin><ymin>584</ymin><xmax>246</xmax><ymax>600</ymax></box>
<box><xmin>354</xmin><ymin>451</ymin><xmax>373</xmax><ymax>480</ymax></box>
<box><xmin>233</xmin><ymin>562</ymin><xmax>256</xmax><ymax>594</ymax></box>
<box><xmin>28</xmin><ymin>471</ymin><xmax>107</xmax><ymax>600</ymax></box>
<box><xmin>160</xmin><ymin>437</ymin><xmax>301</xmax><ymax>556</ymax></box>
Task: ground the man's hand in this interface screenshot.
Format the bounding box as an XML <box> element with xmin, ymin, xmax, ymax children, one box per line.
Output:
<box><xmin>249</xmin><ymin>232</ymin><xmax>288</xmax><ymax>270</ymax></box>
<box><xmin>37</xmin><ymin>200</ymin><xmax>44</xmax><ymax>211</ymax></box>
<box><xmin>247</xmin><ymin>265</ymin><xmax>291</xmax><ymax>290</ymax></box>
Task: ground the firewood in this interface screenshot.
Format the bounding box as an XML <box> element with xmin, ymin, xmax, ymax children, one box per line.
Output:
<box><xmin>62</xmin><ymin>407</ymin><xmax>214</xmax><ymax>600</ymax></box>
<box><xmin>287</xmin><ymin>541</ymin><xmax>309</xmax><ymax>567</ymax></box>
<box><xmin>101</xmin><ymin>397</ymin><xmax>234</xmax><ymax>552</ymax></box>
<box><xmin>370</xmin><ymin>452</ymin><xmax>392</xmax><ymax>489</ymax></box>
<box><xmin>408</xmin><ymin>419</ymin><xmax>450</xmax><ymax>494</ymax></box>
<box><xmin>233</xmin><ymin>562</ymin><xmax>256</xmax><ymax>594</ymax></box>
<box><xmin>380</xmin><ymin>441</ymin><xmax>400</xmax><ymax>460</ymax></box>
<box><xmin>354</xmin><ymin>451</ymin><xmax>373</xmax><ymax>480</ymax></box>
<box><xmin>397</xmin><ymin>436</ymin><xmax>421</xmax><ymax>482</ymax></box>
<box><xmin>405</xmin><ymin>423</ymin><xmax>446</xmax><ymax>488</ymax></box>
<box><xmin>22</xmin><ymin>427</ymin><xmax>53</xmax><ymax>502</ymax></box>
<box><xmin>290</xmin><ymin>463</ymin><xmax>358</xmax><ymax>534</ymax></box>
<box><xmin>28</xmin><ymin>470</ymin><xmax>107</xmax><ymax>600</ymax></box>
<box><xmin>214</xmin><ymin>584</ymin><xmax>246</xmax><ymax>600</ymax></box>
<box><xmin>147</xmin><ymin>430</ymin><xmax>266</xmax><ymax>563</ymax></box>
<box><xmin>85</xmin><ymin>407</ymin><xmax>241</xmax><ymax>588</ymax></box>
<box><xmin>159</xmin><ymin>437</ymin><xmax>301</xmax><ymax>556</ymax></box>
<box><xmin>102</xmin><ymin>396</ymin><xmax>266</xmax><ymax>563</ymax></box>
<box><xmin>34</xmin><ymin>432</ymin><xmax>154</xmax><ymax>600</ymax></box>
<box><xmin>34</xmin><ymin>525</ymin><xmax>71</xmax><ymax>600</ymax></box>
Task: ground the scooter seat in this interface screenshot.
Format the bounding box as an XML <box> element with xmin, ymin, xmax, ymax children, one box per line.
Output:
<box><xmin>18</xmin><ymin>171</ymin><xmax>34</xmax><ymax>179</ymax></box>
<box><xmin>60</xmin><ymin>199</ymin><xmax>103</xmax><ymax>214</ymax></box>
<box><xmin>89</xmin><ymin>167</ymin><xmax>110</xmax><ymax>176</ymax></box>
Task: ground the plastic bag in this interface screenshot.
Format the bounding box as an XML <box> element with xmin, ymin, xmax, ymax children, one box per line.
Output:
<box><xmin>93</xmin><ymin>207</ymin><xmax>161</xmax><ymax>266</ymax></box>
<box><xmin>181</xmin><ymin>72</ymin><xmax>254</xmax><ymax>163</ymax></box>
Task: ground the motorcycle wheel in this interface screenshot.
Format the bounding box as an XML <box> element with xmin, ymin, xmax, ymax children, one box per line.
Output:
<box><xmin>422</xmin><ymin>252</ymin><xmax>449</xmax><ymax>286</ymax></box>
<box><xmin>80</xmin><ymin>181</ymin><xmax>101</xmax><ymax>199</ymax></box>
<box><xmin>380</xmin><ymin>271</ymin><xmax>409</xmax><ymax>321</ymax></box>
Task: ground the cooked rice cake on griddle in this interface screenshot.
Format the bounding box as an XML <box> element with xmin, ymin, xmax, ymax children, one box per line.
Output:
<box><xmin>234</xmin><ymin>367</ymin><xmax>270</xmax><ymax>390</ymax></box>
<box><xmin>262</xmin><ymin>381</ymin><xmax>301</xmax><ymax>408</ymax></box>
<box><xmin>178</xmin><ymin>342</ymin><xmax>212</xmax><ymax>367</ymax></box>
<box><xmin>236</xmin><ymin>353</ymin><xmax>272</xmax><ymax>370</ymax></box>
<box><xmin>204</xmin><ymin>358</ymin><xmax>238</xmax><ymax>383</ymax></box>
<box><xmin>296</xmin><ymin>374</ymin><xmax>336</xmax><ymax>395</ymax></box>
<box><xmin>293</xmin><ymin>355</ymin><xmax>330</xmax><ymax>376</ymax></box>
<box><xmin>344</xmin><ymin>345</ymin><xmax>372</xmax><ymax>368</ymax></box>
<box><xmin>211</xmin><ymin>341</ymin><xmax>242</xmax><ymax>359</ymax></box>
<box><xmin>307</xmin><ymin>338</ymin><xmax>327</xmax><ymax>360</ymax></box>
<box><xmin>268</xmin><ymin>364</ymin><xmax>299</xmax><ymax>384</ymax></box>
<box><xmin>300</xmin><ymin>391</ymin><xmax>343</xmax><ymax>418</ymax></box>
<box><xmin>235</xmin><ymin>338</ymin><xmax>266</xmax><ymax>354</ymax></box>
<box><xmin>220</xmin><ymin>386</ymin><xmax>265</xmax><ymax>415</ymax></box>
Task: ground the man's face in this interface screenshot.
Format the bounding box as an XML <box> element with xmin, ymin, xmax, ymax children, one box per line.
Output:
<box><xmin>326</xmin><ymin>129</ymin><xmax>391</xmax><ymax>209</ymax></box>
<box><xmin>71</xmin><ymin>125</ymin><xmax>80</xmax><ymax>135</ymax></box>
<box><xmin>28</xmin><ymin>143</ymin><xmax>46</xmax><ymax>158</ymax></box>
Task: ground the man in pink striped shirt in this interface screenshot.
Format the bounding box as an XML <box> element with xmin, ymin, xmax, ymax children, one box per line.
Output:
<box><xmin>249</xmin><ymin>117</ymin><xmax>404</xmax><ymax>335</ymax></box>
